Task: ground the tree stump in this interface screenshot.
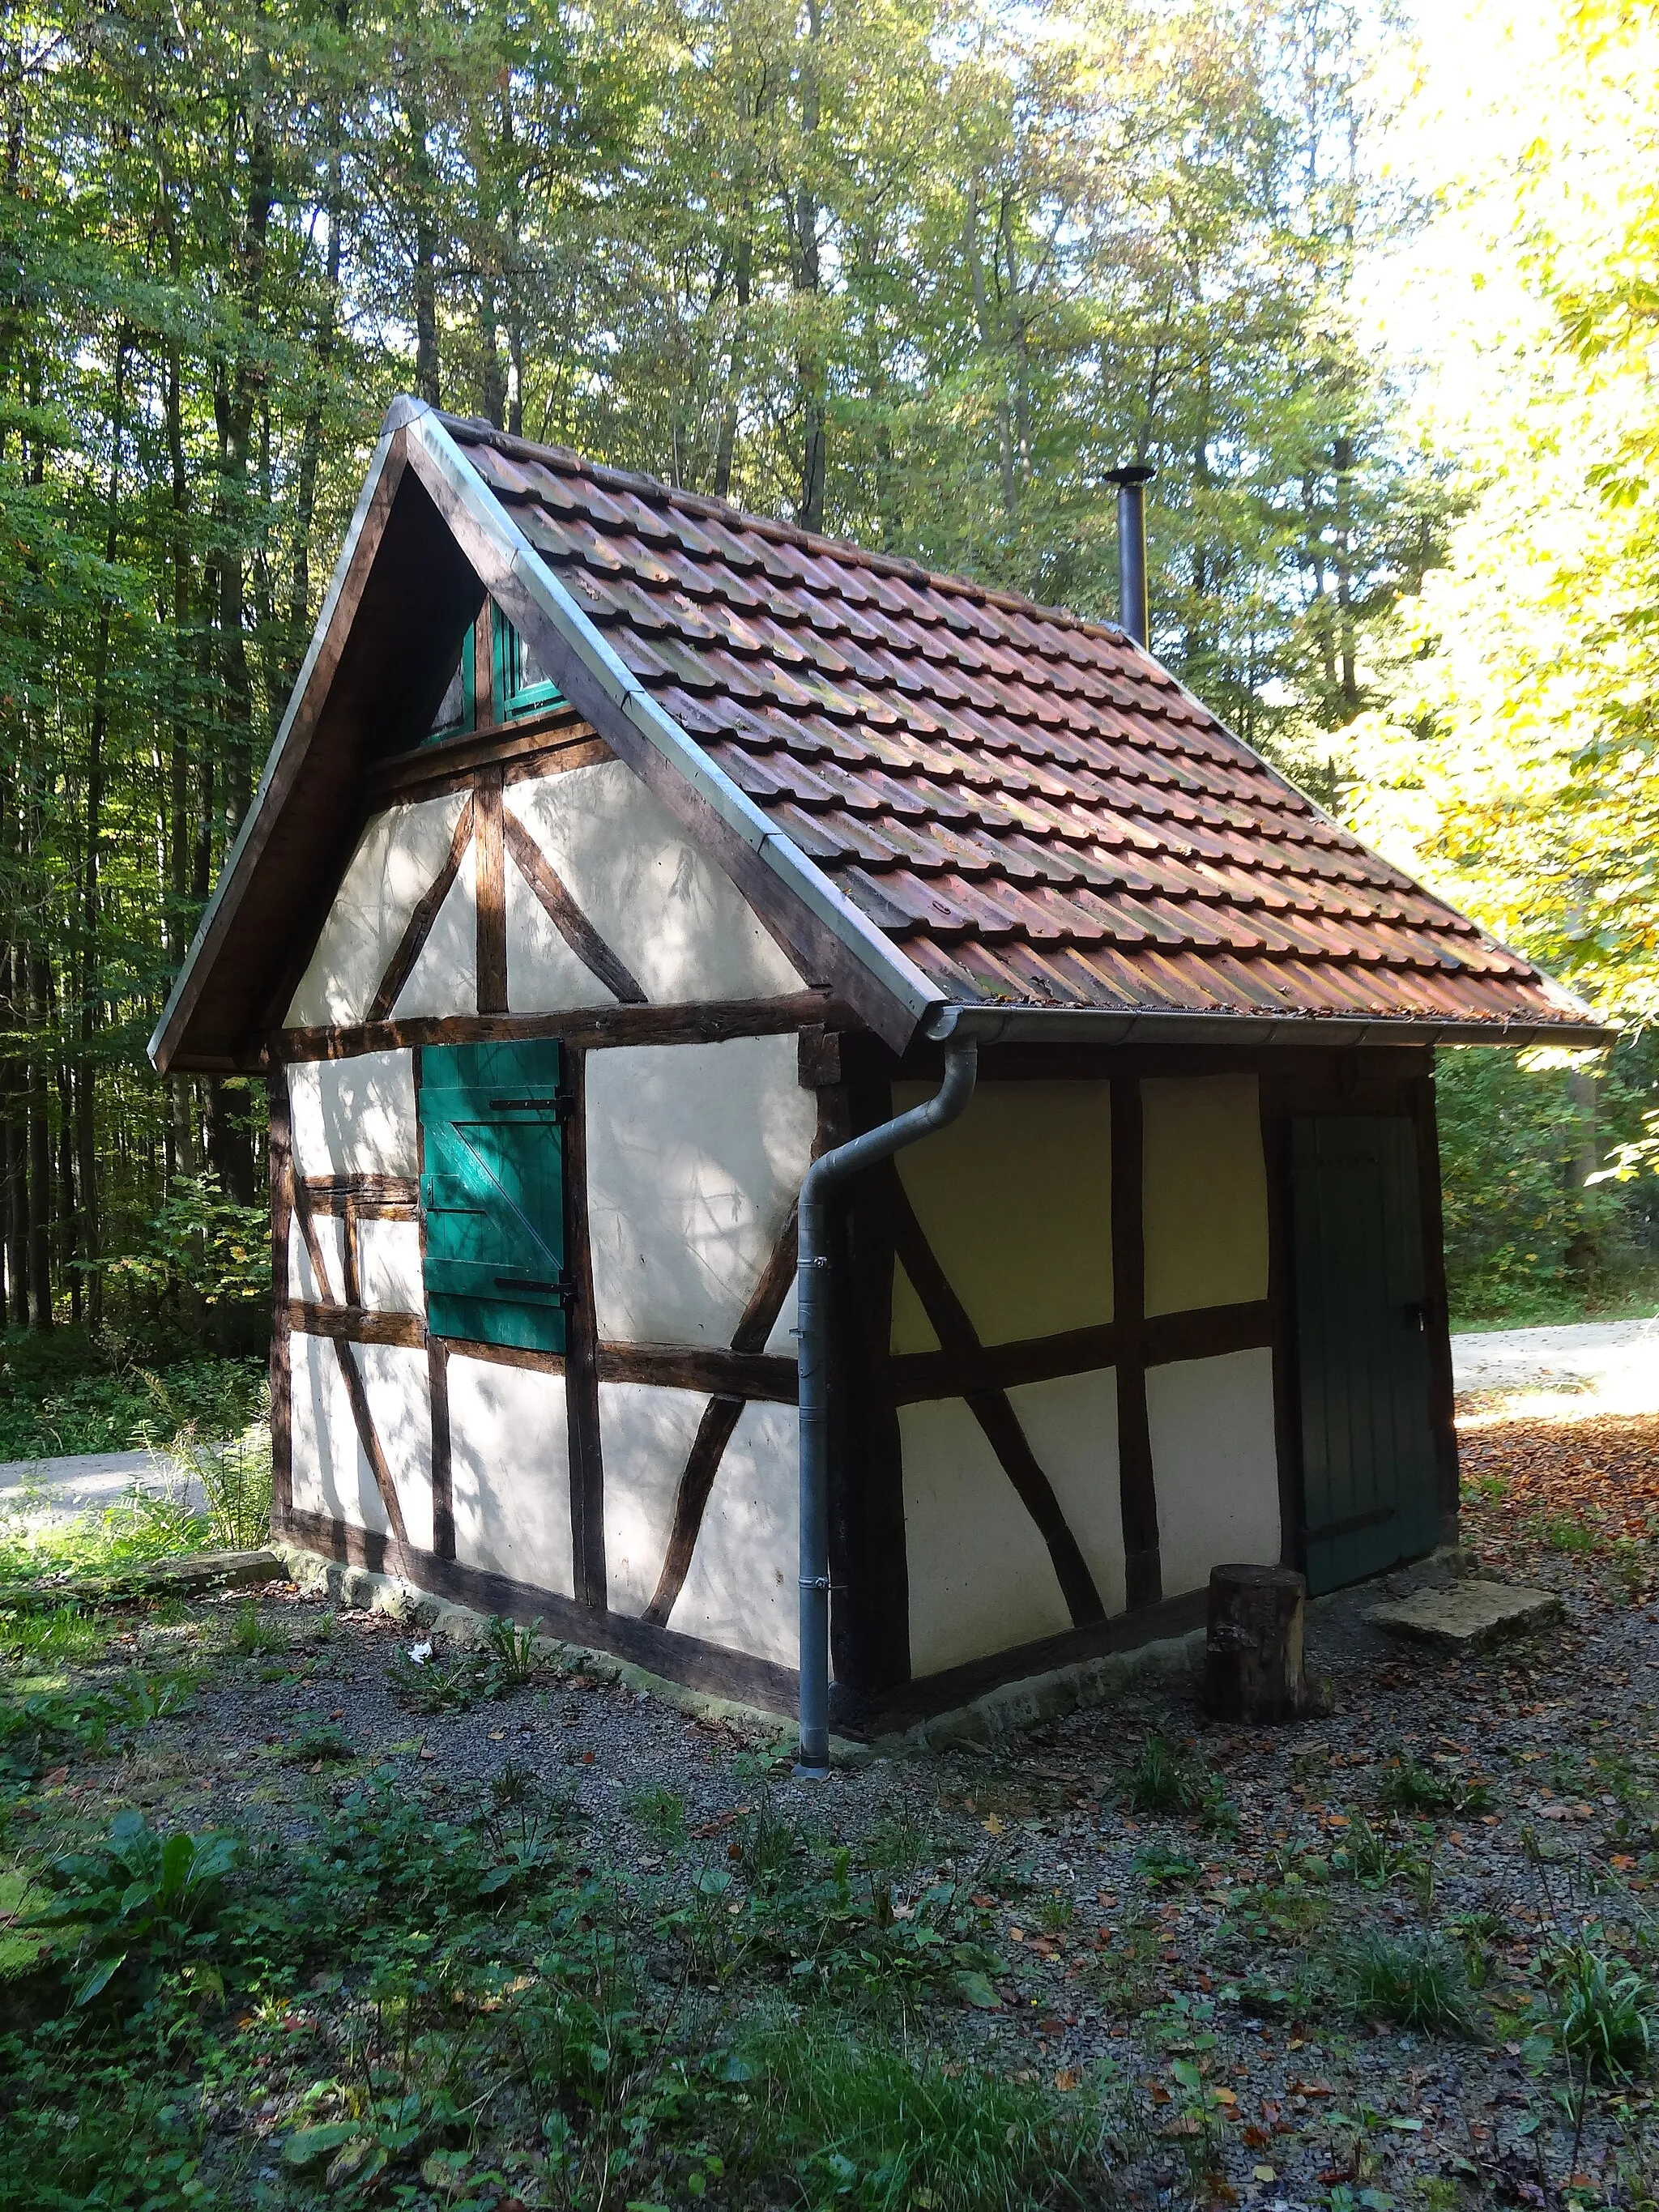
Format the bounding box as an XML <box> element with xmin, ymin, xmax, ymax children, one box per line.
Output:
<box><xmin>1204</xmin><ymin>1563</ymin><xmax>1308</xmax><ymax>1721</ymax></box>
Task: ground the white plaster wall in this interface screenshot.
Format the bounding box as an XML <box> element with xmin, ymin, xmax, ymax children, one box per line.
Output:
<box><xmin>286</xmin><ymin>793</ymin><xmax>467</xmax><ymax>1027</ymax></box>
<box><xmin>391</xmin><ymin>841</ymin><xmax>477</xmax><ymax>1020</ymax></box>
<box><xmin>356</xmin><ymin>1217</ymin><xmax>425</xmax><ymax>1317</ymax></box>
<box><xmin>668</xmin><ymin>1400</ymin><xmax>798</xmax><ymax>1667</ymax></box>
<box><xmin>505</xmin><ymin>846</ymin><xmax>618</xmax><ymax>1014</ymax></box>
<box><xmin>586</xmin><ymin>1036</ymin><xmax>817</xmax><ymax>1346</ymax></box>
<box><xmin>288</xmin><ymin>1214</ymin><xmax>347</xmax><ymax>1306</ymax></box>
<box><xmin>288</xmin><ymin>1051</ymin><xmax>419</xmax><ymax>1179</ymax></box>
<box><xmin>447</xmin><ymin>1355</ymin><xmax>574</xmax><ymax>1596</ymax></box>
<box><xmin>507</xmin><ymin>763</ymin><xmax>804</xmax><ymax>1004</ymax></box>
<box><xmin>599</xmin><ymin>1381</ymin><xmax>706</xmax><ymax>1617</ymax></box>
<box><xmin>1142</xmin><ymin>1075</ymin><xmax>1269</xmax><ymax>1316</ymax></box>
<box><xmin>1005</xmin><ymin>1368</ymin><xmax>1126</xmax><ymax>1616</ymax></box>
<box><xmin>900</xmin><ymin>1397</ymin><xmax>1072</xmax><ymax>1675</ymax></box>
<box><xmin>893</xmin><ymin>1082</ymin><xmax>1112</xmax><ymax>1346</ymax></box>
<box><xmin>289</xmin><ymin>1333</ymin><xmax>433</xmax><ymax>1552</ymax></box>
<box><xmin>1146</xmin><ymin>1347</ymin><xmax>1281</xmax><ymax>1597</ymax></box>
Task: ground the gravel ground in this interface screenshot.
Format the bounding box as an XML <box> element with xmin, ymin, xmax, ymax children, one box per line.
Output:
<box><xmin>14</xmin><ymin>1413</ymin><xmax>1659</xmax><ymax>2210</ymax></box>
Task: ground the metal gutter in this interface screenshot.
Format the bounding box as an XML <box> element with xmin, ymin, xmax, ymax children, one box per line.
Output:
<box><xmin>793</xmin><ymin>1008</ymin><xmax>980</xmax><ymax>1775</ymax></box>
<box><xmin>900</xmin><ymin>1006</ymin><xmax>1618</xmax><ymax>1051</ymax></box>
<box><xmin>403</xmin><ymin>411</ymin><xmax>948</xmax><ymax>1039</ymax></box>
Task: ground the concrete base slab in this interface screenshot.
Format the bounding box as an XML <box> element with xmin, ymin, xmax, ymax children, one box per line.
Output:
<box><xmin>1367</xmin><ymin>1579</ymin><xmax>1563</xmax><ymax>1650</ymax></box>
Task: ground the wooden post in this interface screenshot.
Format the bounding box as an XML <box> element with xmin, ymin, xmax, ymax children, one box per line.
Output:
<box><xmin>1204</xmin><ymin>1563</ymin><xmax>1307</xmax><ymax>1721</ymax></box>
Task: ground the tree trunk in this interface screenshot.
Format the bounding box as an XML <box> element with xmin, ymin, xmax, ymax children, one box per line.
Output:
<box><xmin>27</xmin><ymin>943</ymin><xmax>52</xmax><ymax>1329</ymax></box>
<box><xmin>1203</xmin><ymin>1564</ymin><xmax>1308</xmax><ymax>1721</ymax></box>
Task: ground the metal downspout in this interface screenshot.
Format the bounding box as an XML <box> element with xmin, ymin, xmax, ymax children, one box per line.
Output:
<box><xmin>795</xmin><ymin>1013</ymin><xmax>981</xmax><ymax>1775</ymax></box>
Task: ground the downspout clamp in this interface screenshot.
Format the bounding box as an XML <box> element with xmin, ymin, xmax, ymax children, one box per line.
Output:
<box><xmin>795</xmin><ymin>1010</ymin><xmax>981</xmax><ymax>1774</ymax></box>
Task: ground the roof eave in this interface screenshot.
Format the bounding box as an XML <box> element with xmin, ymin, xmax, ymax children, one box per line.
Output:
<box><xmin>921</xmin><ymin>1005</ymin><xmax>1618</xmax><ymax>1051</ymax></box>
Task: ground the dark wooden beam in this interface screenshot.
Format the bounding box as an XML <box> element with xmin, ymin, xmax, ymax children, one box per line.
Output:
<box><xmin>1109</xmin><ymin>1074</ymin><xmax>1160</xmax><ymax>1609</ymax></box>
<box><xmin>563</xmin><ymin>1045</ymin><xmax>607</xmax><ymax>1609</ymax></box>
<box><xmin>475</xmin><ymin>766</ymin><xmax>508</xmax><ymax>1015</ymax></box>
<box><xmin>268</xmin><ymin>1063</ymin><xmax>294</xmax><ymax>1519</ymax></box>
<box><xmin>501</xmin><ymin>805</ymin><xmax>646</xmax><ymax>1004</ymax></box>
<box><xmin>595</xmin><ymin>1342</ymin><xmax>798</xmax><ymax>1402</ymax></box>
<box><xmin>288</xmin><ymin>1300</ymin><xmax>426</xmax><ymax>1349</ymax></box>
<box><xmin>364</xmin><ymin>714</ymin><xmax>603</xmax><ymax>806</ymax></box>
<box><xmin>367</xmin><ymin>793</ymin><xmax>475</xmax><ymax>1023</ymax></box>
<box><xmin>428</xmin><ymin>1334</ymin><xmax>454</xmax><ymax>1561</ymax></box>
<box><xmin>279</xmin><ymin>991</ymin><xmax>851</xmax><ymax>1063</ymax></box>
<box><xmin>274</xmin><ymin>1502</ymin><xmax>801</xmax><ymax>1716</ymax></box>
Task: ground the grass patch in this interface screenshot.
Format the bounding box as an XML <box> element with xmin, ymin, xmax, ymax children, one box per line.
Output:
<box><xmin>1343</xmin><ymin>1929</ymin><xmax>1481</xmax><ymax>2037</ymax></box>
<box><xmin>1551</xmin><ymin>1941</ymin><xmax>1657</xmax><ymax>2079</ymax></box>
<box><xmin>741</xmin><ymin>2022</ymin><xmax>1118</xmax><ymax>2209</ymax></box>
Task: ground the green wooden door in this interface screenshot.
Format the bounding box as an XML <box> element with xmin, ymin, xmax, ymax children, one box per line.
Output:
<box><xmin>418</xmin><ymin>1040</ymin><xmax>569</xmax><ymax>1353</ymax></box>
<box><xmin>1292</xmin><ymin>1115</ymin><xmax>1440</xmax><ymax>1594</ymax></box>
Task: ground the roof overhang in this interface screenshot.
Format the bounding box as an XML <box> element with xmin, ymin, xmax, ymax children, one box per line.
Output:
<box><xmin>921</xmin><ymin>1004</ymin><xmax>1618</xmax><ymax>1050</ymax></box>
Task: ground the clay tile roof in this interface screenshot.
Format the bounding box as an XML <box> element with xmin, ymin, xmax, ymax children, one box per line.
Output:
<box><xmin>439</xmin><ymin>412</ymin><xmax>1596</xmax><ymax>1031</ymax></box>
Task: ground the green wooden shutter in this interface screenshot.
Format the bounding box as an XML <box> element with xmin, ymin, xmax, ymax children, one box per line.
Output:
<box><xmin>418</xmin><ymin>1040</ymin><xmax>569</xmax><ymax>1353</ymax></box>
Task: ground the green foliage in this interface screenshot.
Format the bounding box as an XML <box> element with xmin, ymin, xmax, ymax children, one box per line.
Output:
<box><xmin>1342</xmin><ymin>1929</ymin><xmax>1481</xmax><ymax>2038</ymax></box>
<box><xmin>1551</xmin><ymin>1941</ymin><xmax>1657</xmax><ymax>2079</ymax></box>
<box><xmin>629</xmin><ymin>1785</ymin><xmax>688</xmax><ymax>1842</ymax></box>
<box><xmin>387</xmin><ymin>1624</ymin><xmax>547</xmax><ymax>1712</ymax></box>
<box><xmin>227</xmin><ymin>1600</ymin><xmax>286</xmax><ymax>1659</ymax></box>
<box><xmin>740</xmin><ymin>2026</ymin><xmax>1118</xmax><ymax>2210</ymax></box>
<box><xmin>0</xmin><ymin>1332</ymin><xmax>266</xmax><ymax>1465</ymax></box>
<box><xmin>1377</xmin><ymin>1756</ymin><xmax>1491</xmax><ymax>1818</ymax></box>
<box><xmin>1120</xmin><ymin>1734</ymin><xmax>1227</xmax><ymax>1824</ymax></box>
<box><xmin>27</xmin><ymin>1811</ymin><xmax>240</xmax><ymax>2005</ymax></box>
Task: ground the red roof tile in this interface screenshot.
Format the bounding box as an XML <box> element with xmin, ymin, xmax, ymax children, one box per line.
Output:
<box><xmin>444</xmin><ymin>414</ymin><xmax>1593</xmax><ymax>1032</ymax></box>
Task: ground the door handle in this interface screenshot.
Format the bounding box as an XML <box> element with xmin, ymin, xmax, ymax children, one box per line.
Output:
<box><xmin>1403</xmin><ymin>1299</ymin><xmax>1428</xmax><ymax>1332</ymax></box>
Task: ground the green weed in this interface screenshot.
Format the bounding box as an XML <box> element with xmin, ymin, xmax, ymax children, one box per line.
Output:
<box><xmin>481</xmin><ymin>1613</ymin><xmax>542</xmax><ymax>1683</ymax></box>
<box><xmin>26</xmin><ymin>1809</ymin><xmax>240</xmax><ymax>2005</ymax></box>
<box><xmin>1343</xmin><ymin>1929</ymin><xmax>1481</xmax><ymax>2037</ymax></box>
<box><xmin>1551</xmin><ymin>1941</ymin><xmax>1656</xmax><ymax>2078</ymax></box>
<box><xmin>1337</xmin><ymin>1813</ymin><xmax>1428</xmax><ymax>1890</ymax></box>
<box><xmin>629</xmin><ymin>1784</ymin><xmax>688</xmax><ymax>1841</ymax></box>
<box><xmin>0</xmin><ymin>1602</ymin><xmax>106</xmax><ymax>1668</ymax></box>
<box><xmin>280</xmin><ymin>1720</ymin><xmax>356</xmax><ymax>1766</ymax></box>
<box><xmin>739</xmin><ymin>2020</ymin><xmax>1118</xmax><ymax>2209</ymax></box>
<box><xmin>1541</xmin><ymin>1514</ymin><xmax>1600</xmax><ymax>1554</ymax></box>
<box><xmin>1121</xmin><ymin>1734</ymin><xmax>1205</xmax><ymax>1816</ymax></box>
<box><xmin>1378</xmin><ymin>1754</ymin><xmax>1491</xmax><ymax>1818</ymax></box>
<box><xmin>228</xmin><ymin>1598</ymin><xmax>287</xmax><ymax>1657</ymax></box>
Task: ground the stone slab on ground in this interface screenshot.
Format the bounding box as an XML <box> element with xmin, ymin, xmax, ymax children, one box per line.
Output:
<box><xmin>1367</xmin><ymin>1577</ymin><xmax>1564</xmax><ymax>1650</ymax></box>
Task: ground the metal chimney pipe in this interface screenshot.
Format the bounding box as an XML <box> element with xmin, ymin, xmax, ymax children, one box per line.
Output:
<box><xmin>1104</xmin><ymin>464</ymin><xmax>1155</xmax><ymax>648</ymax></box>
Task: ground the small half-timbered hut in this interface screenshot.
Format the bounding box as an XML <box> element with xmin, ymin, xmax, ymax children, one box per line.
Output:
<box><xmin>151</xmin><ymin>398</ymin><xmax>1606</xmax><ymax>1733</ymax></box>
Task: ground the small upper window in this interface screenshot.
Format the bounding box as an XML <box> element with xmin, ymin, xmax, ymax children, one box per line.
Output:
<box><xmin>426</xmin><ymin>604</ymin><xmax>565</xmax><ymax>744</ymax></box>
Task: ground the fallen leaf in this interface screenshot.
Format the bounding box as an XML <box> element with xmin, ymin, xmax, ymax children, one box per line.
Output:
<box><xmin>1252</xmin><ymin>2167</ymin><xmax>1276</xmax><ymax>2184</ymax></box>
<box><xmin>983</xmin><ymin>1813</ymin><xmax>1004</xmax><ymax>1835</ymax></box>
<box><xmin>1055</xmin><ymin>2068</ymin><xmax>1081</xmax><ymax>2092</ymax></box>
